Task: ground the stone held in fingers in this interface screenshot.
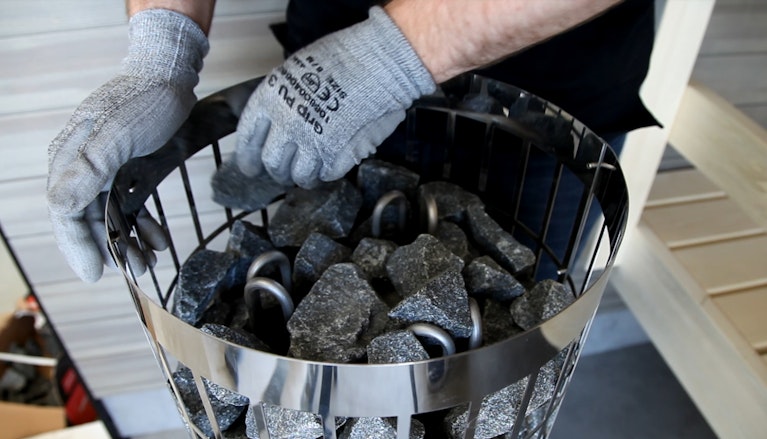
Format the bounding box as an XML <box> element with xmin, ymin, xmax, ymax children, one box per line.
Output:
<box><xmin>268</xmin><ymin>179</ymin><xmax>363</xmax><ymax>247</ymax></box>
<box><xmin>510</xmin><ymin>279</ymin><xmax>574</xmax><ymax>330</ymax></box>
<box><xmin>388</xmin><ymin>269</ymin><xmax>473</xmax><ymax>338</ymax></box>
<box><xmin>287</xmin><ymin>263</ymin><xmax>389</xmax><ymax>363</ymax></box>
<box><xmin>386</xmin><ymin>234</ymin><xmax>464</xmax><ymax>298</ymax></box>
<box><xmin>171</xmin><ymin>249</ymin><xmax>237</xmax><ymax>326</ymax></box>
<box><xmin>367</xmin><ymin>330</ymin><xmax>429</xmax><ymax>364</ymax></box>
<box><xmin>211</xmin><ymin>159</ymin><xmax>290</xmax><ymax>211</ymax></box>
<box><xmin>466</xmin><ymin>204</ymin><xmax>535</xmax><ymax>275</ymax></box>
<box><xmin>463</xmin><ymin>256</ymin><xmax>526</xmax><ymax>303</ymax></box>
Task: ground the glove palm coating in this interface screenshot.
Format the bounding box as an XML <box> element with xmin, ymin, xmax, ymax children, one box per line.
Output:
<box><xmin>234</xmin><ymin>6</ymin><xmax>436</xmax><ymax>188</ymax></box>
<box><xmin>47</xmin><ymin>9</ymin><xmax>209</xmax><ymax>282</ymax></box>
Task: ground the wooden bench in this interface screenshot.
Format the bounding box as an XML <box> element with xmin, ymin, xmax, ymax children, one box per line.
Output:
<box><xmin>611</xmin><ymin>81</ymin><xmax>767</xmax><ymax>438</ymax></box>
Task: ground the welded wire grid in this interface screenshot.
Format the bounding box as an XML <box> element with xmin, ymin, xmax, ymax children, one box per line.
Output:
<box><xmin>106</xmin><ymin>75</ymin><xmax>625</xmax><ymax>439</ymax></box>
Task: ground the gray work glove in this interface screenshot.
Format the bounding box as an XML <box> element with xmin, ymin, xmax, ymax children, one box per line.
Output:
<box><xmin>234</xmin><ymin>6</ymin><xmax>436</xmax><ymax>188</ymax></box>
<box><xmin>47</xmin><ymin>9</ymin><xmax>209</xmax><ymax>283</ymax></box>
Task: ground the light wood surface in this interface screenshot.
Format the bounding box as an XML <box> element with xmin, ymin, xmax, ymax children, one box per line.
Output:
<box><xmin>644</xmin><ymin>168</ymin><xmax>725</xmax><ymax>207</ymax></box>
<box><xmin>712</xmin><ymin>285</ymin><xmax>767</xmax><ymax>352</ymax></box>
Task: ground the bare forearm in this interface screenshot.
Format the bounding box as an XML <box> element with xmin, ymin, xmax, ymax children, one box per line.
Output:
<box><xmin>385</xmin><ymin>0</ymin><xmax>622</xmax><ymax>83</ymax></box>
<box><xmin>126</xmin><ymin>0</ymin><xmax>215</xmax><ymax>34</ymax></box>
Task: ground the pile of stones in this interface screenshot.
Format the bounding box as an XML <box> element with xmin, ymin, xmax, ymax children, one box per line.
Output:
<box><xmin>168</xmin><ymin>158</ymin><xmax>575</xmax><ymax>438</ymax></box>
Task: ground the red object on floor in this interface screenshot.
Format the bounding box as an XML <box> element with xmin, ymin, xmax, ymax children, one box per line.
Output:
<box><xmin>59</xmin><ymin>365</ymin><xmax>98</xmax><ymax>425</ymax></box>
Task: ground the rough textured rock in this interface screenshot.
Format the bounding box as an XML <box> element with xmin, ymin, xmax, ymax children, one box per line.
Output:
<box><xmin>481</xmin><ymin>299</ymin><xmax>524</xmax><ymax>346</ymax></box>
<box><xmin>172</xmin><ymin>365</ymin><xmax>247</xmax><ymax>437</ymax></box>
<box><xmin>388</xmin><ymin>269</ymin><xmax>473</xmax><ymax>338</ymax></box>
<box><xmin>268</xmin><ymin>179</ymin><xmax>363</xmax><ymax>247</ymax></box>
<box><xmin>246</xmin><ymin>405</ymin><xmax>326</xmax><ymax>439</ymax></box>
<box><xmin>287</xmin><ymin>263</ymin><xmax>389</xmax><ymax>362</ymax></box>
<box><xmin>350</xmin><ymin>238</ymin><xmax>398</xmax><ymax>281</ymax></box>
<box><xmin>466</xmin><ymin>204</ymin><xmax>535</xmax><ymax>275</ymax></box>
<box><xmin>510</xmin><ymin>279</ymin><xmax>574</xmax><ymax>330</ymax></box>
<box><xmin>386</xmin><ymin>234</ymin><xmax>464</xmax><ymax>298</ymax></box>
<box><xmin>463</xmin><ymin>256</ymin><xmax>526</xmax><ymax>303</ymax></box>
<box><xmin>339</xmin><ymin>417</ymin><xmax>425</xmax><ymax>439</ymax></box>
<box><xmin>225</xmin><ymin>220</ymin><xmax>275</xmax><ymax>284</ymax></box>
<box><xmin>211</xmin><ymin>160</ymin><xmax>290</xmax><ymax>211</ymax></box>
<box><xmin>201</xmin><ymin>323</ymin><xmax>270</xmax><ymax>353</ymax></box>
<box><xmin>367</xmin><ymin>330</ymin><xmax>429</xmax><ymax>364</ymax></box>
<box><xmin>292</xmin><ymin>232</ymin><xmax>351</xmax><ymax>294</ymax></box>
<box><xmin>432</xmin><ymin>221</ymin><xmax>473</xmax><ymax>261</ymax></box>
<box><xmin>357</xmin><ymin>158</ymin><xmax>420</xmax><ymax>213</ymax></box>
<box><xmin>171</xmin><ymin>249</ymin><xmax>237</xmax><ymax>326</ymax></box>
<box><xmin>417</xmin><ymin>181</ymin><xmax>483</xmax><ymax>224</ymax></box>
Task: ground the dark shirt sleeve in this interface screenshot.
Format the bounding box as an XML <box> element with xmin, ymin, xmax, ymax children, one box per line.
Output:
<box><xmin>281</xmin><ymin>0</ymin><xmax>659</xmax><ymax>137</ymax></box>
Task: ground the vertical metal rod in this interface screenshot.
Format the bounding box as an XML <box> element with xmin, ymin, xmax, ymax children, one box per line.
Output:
<box><xmin>193</xmin><ymin>371</ymin><xmax>224</xmax><ymax>439</ymax></box>
<box><xmin>210</xmin><ymin>140</ymin><xmax>235</xmax><ymax>225</ymax></box>
<box><xmin>249</xmin><ymin>402</ymin><xmax>272</xmax><ymax>439</ymax></box>
<box><xmin>178</xmin><ymin>162</ymin><xmax>205</xmax><ymax>245</ymax></box>
<box><xmin>462</xmin><ymin>399</ymin><xmax>483</xmax><ymax>439</ymax></box>
<box><xmin>396</xmin><ymin>415</ymin><xmax>412</xmax><ymax>439</ymax></box>
<box><xmin>509</xmin><ymin>372</ymin><xmax>538</xmax><ymax>439</ymax></box>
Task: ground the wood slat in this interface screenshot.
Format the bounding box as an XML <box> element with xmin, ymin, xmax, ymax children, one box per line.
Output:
<box><xmin>642</xmin><ymin>197</ymin><xmax>765</xmax><ymax>248</ymax></box>
<box><xmin>672</xmin><ymin>234</ymin><xmax>767</xmax><ymax>296</ymax></box>
<box><xmin>645</xmin><ymin>168</ymin><xmax>725</xmax><ymax>207</ymax></box>
<box><xmin>669</xmin><ymin>82</ymin><xmax>767</xmax><ymax>232</ymax></box>
<box><xmin>711</xmin><ymin>286</ymin><xmax>767</xmax><ymax>352</ymax></box>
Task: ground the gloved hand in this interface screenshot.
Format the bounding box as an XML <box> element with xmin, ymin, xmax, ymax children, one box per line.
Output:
<box><xmin>47</xmin><ymin>9</ymin><xmax>209</xmax><ymax>283</ymax></box>
<box><xmin>234</xmin><ymin>6</ymin><xmax>436</xmax><ymax>188</ymax></box>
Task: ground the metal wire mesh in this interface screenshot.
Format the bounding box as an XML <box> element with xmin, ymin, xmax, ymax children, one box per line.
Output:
<box><xmin>106</xmin><ymin>74</ymin><xmax>628</xmax><ymax>439</ymax></box>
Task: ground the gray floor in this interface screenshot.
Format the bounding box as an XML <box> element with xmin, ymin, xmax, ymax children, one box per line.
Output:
<box><xmin>551</xmin><ymin>343</ymin><xmax>718</xmax><ymax>439</ymax></box>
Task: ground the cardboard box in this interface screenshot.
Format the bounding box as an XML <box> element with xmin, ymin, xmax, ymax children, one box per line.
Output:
<box><xmin>0</xmin><ymin>401</ymin><xmax>66</xmax><ymax>439</ymax></box>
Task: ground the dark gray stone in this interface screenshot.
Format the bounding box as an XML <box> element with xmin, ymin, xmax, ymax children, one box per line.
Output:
<box><xmin>287</xmin><ymin>263</ymin><xmax>389</xmax><ymax>362</ymax></box>
<box><xmin>388</xmin><ymin>269</ymin><xmax>473</xmax><ymax>338</ymax></box>
<box><xmin>293</xmin><ymin>232</ymin><xmax>351</xmax><ymax>294</ymax></box>
<box><xmin>225</xmin><ymin>220</ymin><xmax>275</xmax><ymax>284</ymax></box>
<box><xmin>172</xmin><ymin>365</ymin><xmax>247</xmax><ymax>437</ymax></box>
<box><xmin>510</xmin><ymin>279</ymin><xmax>574</xmax><ymax>330</ymax></box>
<box><xmin>444</xmin><ymin>378</ymin><xmax>529</xmax><ymax>439</ymax></box>
<box><xmin>466</xmin><ymin>204</ymin><xmax>535</xmax><ymax>275</ymax></box>
<box><xmin>386</xmin><ymin>234</ymin><xmax>464</xmax><ymax>298</ymax></box>
<box><xmin>350</xmin><ymin>238</ymin><xmax>398</xmax><ymax>281</ymax></box>
<box><xmin>463</xmin><ymin>256</ymin><xmax>526</xmax><ymax>303</ymax></box>
<box><xmin>201</xmin><ymin>323</ymin><xmax>270</xmax><ymax>353</ymax></box>
<box><xmin>432</xmin><ymin>221</ymin><xmax>473</xmax><ymax>261</ymax></box>
<box><xmin>481</xmin><ymin>299</ymin><xmax>524</xmax><ymax>346</ymax></box>
<box><xmin>268</xmin><ymin>180</ymin><xmax>363</xmax><ymax>247</ymax></box>
<box><xmin>367</xmin><ymin>330</ymin><xmax>429</xmax><ymax>364</ymax></box>
<box><xmin>246</xmin><ymin>405</ymin><xmax>326</xmax><ymax>439</ymax></box>
<box><xmin>211</xmin><ymin>159</ymin><xmax>290</xmax><ymax>211</ymax></box>
<box><xmin>357</xmin><ymin>158</ymin><xmax>420</xmax><ymax>213</ymax></box>
<box><xmin>171</xmin><ymin>249</ymin><xmax>237</xmax><ymax>326</ymax></box>
<box><xmin>417</xmin><ymin>181</ymin><xmax>483</xmax><ymax>224</ymax></box>
<box><xmin>339</xmin><ymin>417</ymin><xmax>425</xmax><ymax>439</ymax></box>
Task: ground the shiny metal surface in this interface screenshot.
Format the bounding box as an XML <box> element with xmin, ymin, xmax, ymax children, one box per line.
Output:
<box><xmin>107</xmin><ymin>73</ymin><xmax>628</xmax><ymax>438</ymax></box>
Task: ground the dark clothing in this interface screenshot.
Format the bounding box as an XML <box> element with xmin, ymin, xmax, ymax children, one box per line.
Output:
<box><xmin>279</xmin><ymin>0</ymin><xmax>659</xmax><ymax>138</ymax></box>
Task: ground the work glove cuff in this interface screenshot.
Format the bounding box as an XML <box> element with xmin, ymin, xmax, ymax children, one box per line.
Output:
<box><xmin>123</xmin><ymin>8</ymin><xmax>210</xmax><ymax>88</ymax></box>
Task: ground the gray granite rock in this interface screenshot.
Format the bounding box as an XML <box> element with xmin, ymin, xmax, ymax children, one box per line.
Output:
<box><xmin>293</xmin><ymin>232</ymin><xmax>351</xmax><ymax>294</ymax></box>
<box><xmin>444</xmin><ymin>378</ymin><xmax>529</xmax><ymax>439</ymax></box>
<box><xmin>201</xmin><ymin>323</ymin><xmax>270</xmax><ymax>353</ymax></box>
<box><xmin>465</xmin><ymin>204</ymin><xmax>535</xmax><ymax>275</ymax></box>
<box><xmin>417</xmin><ymin>181</ymin><xmax>483</xmax><ymax>224</ymax></box>
<box><xmin>287</xmin><ymin>263</ymin><xmax>389</xmax><ymax>362</ymax></box>
<box><xmin>367</xmin><ymin>330</ymin><xmax>429</xmax><ymax>364</ymax></box>
<box><xmin>386</xmin><ymin>234</ymin><xmax>464</xmax><ymax>298</ymax></box>
<box><xmin>225</xmin><ymin>220</ymin><xmax>275</xmax><ymax>284</ymax></box>
<box><xmin>388</xmin><ymin>269</ymin><xmax>473</xmax><ymax>338</ymax></box>
<box><xmin>509</xmin><ymin>279</ymin><xmax>574</xmax><ymax>330</ymax></box>
<box><xmin>339</xmin><ymin>417</ymin><xmax>425</xmax><ymax>439</ymax></box>
<box><xmin>246</xmin><ymin>405</ymin><xmax>326</xmax><ymax>439</ymax></box>
<box><xmin>268</xmin><ymin>180</ymin><xmax>362</xmax><ymax>248</ymax></box>
<box><xmin>172</xmin><ymin>365</ymin><xmax>247</xmax><ymax>437</ymax></box>
<box><xmin>212</xmin><ymin>159</ymin><xmax>290</xmax><ymax>211</ymax></box>
<box><xmin>357</xmin><ymin>158</ymin><xmax>420</xmax><ymax>213</ymax></box>
<box><xmin>432</xmin><ymin>221</ymin><xmax>473</xmax><ymax>261</ymax></box>
<box><xmin>463</xmin><ymin>256</ymin><xmax>526</xmax><ymax>303</ymax></box>
<box><xmin>171</xmin><ymin>249</ymin><xmax>238</xmax><ymax>326</ymax></box>
<box><xmin>350</xmin><ymin>238</ymin><xmax>398</xmax><ymax>281</ymax></box>
<box><xmin>481</xmin><ymin>299</ymin><xmax>524</xmax><ymax>346</ymax></box>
